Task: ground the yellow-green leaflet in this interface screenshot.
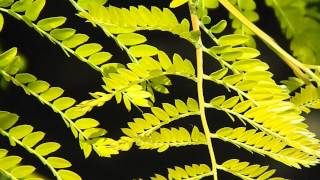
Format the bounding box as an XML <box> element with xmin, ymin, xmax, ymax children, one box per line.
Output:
<box><xmin>24</xmin><ymin>0</ymin><xmax>46</xmax><ymax>21</ymax></box>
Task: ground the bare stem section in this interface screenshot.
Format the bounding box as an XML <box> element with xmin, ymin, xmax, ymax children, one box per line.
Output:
<box><xmin>189</xmin><ymin>4</ymin><xmax>218</xmax><ymax>180</ymax></box>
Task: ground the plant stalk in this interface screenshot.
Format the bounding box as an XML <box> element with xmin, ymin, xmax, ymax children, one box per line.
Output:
<box><xmin>189</xmin><ymin>3</ymin><xmax>218</xmax><ymax>180</ymax></box>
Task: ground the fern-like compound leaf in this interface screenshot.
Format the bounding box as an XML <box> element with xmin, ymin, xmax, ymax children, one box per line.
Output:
<box><xmin>78</xmin><ymin>51</ymin><xmax>196</xmax><ymax>112</ymax></box>
<box><xmin>0</xmin><ymin>48</ymin><xmax>112</xmax><ymax>159</ymax></box>
<box><xmin>78</xmin><ymin>4</ymin><xmax>190</xmax><ymax>37</ymax></box>
<box><xmin>136</xmin><ymin>126</ymin><xmax>206</xmax><ymax>152</ymax></box>
<box><xmin>151</xmin><ymin>163</ymin><xmax>212</xmax><ymax>180</ymax></box>
<box><xmin>213</xmin><ymin>127</ymin><xmax>319</xmax><ymax>168</ymax></box>
<box><xmin>0</xmin><ymin>148</ymin><xmax>39</xmax><ymax>180</ymax></box>
<box><xmin>122</xmin><ymin>98</ymin><xmax>200</xmax><ymax>138</ymax></box>
<box><xmin>0</xmin><ymin>111</ymin><xmax>81</xmax><ymax>180</ymax></box>
<box><xmin>266</xmin><ymin>0</ymin><xmax>320</xmax><ymax>64</ymax></box>
<box><xmin>290</xmin><ymin>85</ymin><xmax>320</xmax><ymax>113</ymax></box>
<box><xmin>218</xmin><ymin>159</ymin><xmax>287</xmax><ymax>180</ymax></box>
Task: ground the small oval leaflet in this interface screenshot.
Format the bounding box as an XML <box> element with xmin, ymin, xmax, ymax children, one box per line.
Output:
<box><xmin>0</xmin><ymin>156</ymin><xmax>22</xmax><ymax>170</ymax></box>
<box><xmin>27</xmin><ymin>80</ymin><xmax>50</xmax><ymax>94</ymax></box>
<box><xmin>151</xmin><ymin>107</ymin><xmax>170</xmax><ymax>122</ymax></box>
<box><xmin>52</xmin><ymin>97</ymin><xmax>76</xmax><ymax>111</ymax></box>
<box><xmin>210</xmin><ymin>20</ymin><xmax>227</xmax><ymax>34</ymax></box>
<box><xmin>128</xmin><ymin>44</ymin><xmax>159</xmax><ymax>57</ymax></box>
<box><xmin>175</xmin><ymin>99</ymin><xmax>188</xmax><ymax>113</ymax></box>
<box><xmin>8</xmin><ymin>124</ymin><xmax>33</xmax><ymax>140</ymax></box>
<box><xmin>88</xmin><ymin>52</ymin><xmax>112</xmax><ymax>65</ymax></box>
<box><xmin>217</xmin><ymin>34</ymin><xmax>249</xmax><ymax>46</ymax></box>
<box><xmin>58</xmin><ymin>169</ymin><xmax>82</xmax><ymax>180</ymax></box>
<box><xmin>0</xmin><ymin>13</ymin><xmax>3</xmax><ymax>32</ymax></box>
<box><xmin>47</xmin><ymin>157</ymin><xmax>72</xmax><ymax>168</ymax></box>
<box><xmin>15</xmin><ymin>73</ymin><xmax>37</xmax><ymax>84</ymax></box>
<box><xmin>40</xmin><ymin>87</ymin><xmax>64</xmax><ymax>102</ymax></box>
<box><xmin>0</xmin><ymin>47</ymin><xmax>17</xmax><ymax>67</ymax></box>
<box><xmin>62</xmin><ymin>33</ymin><xmax>89</xmax><ymax>48</ymax></box>
<box><xmin>75</xmin><ymin>43</ymin><xmax>103</xmax><ymax>58</ymax></box>
<box><xmin>10</xmin><ymin>0</ymin><xmax>33</xmax><ymax>12</ymax></box>
<box><xmin>74</xmin><ymin>118</ymin><xmax>100</xmax><ymax>129</ymax></box>
<box><xmin>169</xmin><ymin>0</ymin><xmax>188</xmax><ymax>8</ymax></box>
<box><xmin>50</xmin><ymin>28</ymin><xmax>76</xmax><ymax>41</ymax></box>
<box><xmin>35</xmin><ymin>142</ymin><xmax>61</xmax><ymax>156</ymax></box>
<box><xmin>37</xmin><ymin>16</ymin><xmax>67</xmax><ymax>31</ymax></box>
<box><xmin>221</xmin><ymin>96</ymin><xmax>240</xmax><ymax>109</ymax></box>
<box><xmin>11</xmin><ymin>165</ymin><xmax>36</xmax><ymax>178</ymax></box>
<box><xmin>116</xmin><ymin>33</ymin><xmax>147</xmax><ymax>46</ymax></box>
<box><xmin>0</xmin><ymin>111</ymin><xmax>19</xmax><ymax>130</ymax></box>
<box><xmin>187</xmin><ymin>98</ymin><xmax>199</xmax><ymax>112</ymax></box>
<box><xmin>24</xmin><ymin>0</ymin><xmax>46</xmax><ymax>21</ymax></box>
<box><xmin>22</xmin><ymin>131</ymin><xmax>45</xmax><ymax>148</ymax></box>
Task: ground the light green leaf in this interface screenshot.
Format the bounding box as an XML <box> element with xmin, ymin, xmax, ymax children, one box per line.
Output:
<box><xmin>169</xmin><ymin>0</ymin><xmax>189</xmax><ymax>8</ymax></box>
<box><xmin>128</xmin><ymin>44</ymin><xmax>159</xmax><ymax>57</ymax></box>
<box><xmin>78</xmin><ymin>0</ymin><xmax>107</xmax><ymax>9</ymax></box>
<box><xmin>27</xmin><ymin>80</ymin><xmax>50</xmax><ymax>94</ymax></box>
<box><xmin>15</xmin><ymin>73</ymin><xmax>37</xmax><ymax>84</ymax></box>
<box><xmin>131</xmin><ymin>98</ymin><xmax>152</xmax><ymax>107</ymax></box>
<box><xmin>204</xmin><ymin>0</ymin><xmax>219</xmax><ymax>8</ymax></box>
<box><xmin>116</xmin><ymin>33</ymin><xmax>147</xmax><ymax>46</ymax></box>
<box><xmin>218</xmin><ymin>34</ymin><xmax>249</xmax><ymax>46</ymax></box>
<box><xmin>216</xmin><ymin>127</ymin><xmax>233</xmax><ymax>137</ymax></box>
<box><xmin>50</xmin><ymin>28</ymin><xmax>76</xmax><ymax>41</ymax></box>
<box><xmin>8</xmin><ymin>124</ymin><xmax>33</xmax><ymax>140</ymax></box>
<box><xmin>210</xmin><ymin>95</ymin><xmax>225</xmax><ymax>106</ymax></box>
<box><xmin>64</xmin><ymin>107</ymin><xmax>86</xmax><ymax>120</ymax></box>
<box><xmin>11</xmin><ymin>165</ymin><xmax>36</xmax><ymax>178</ymax></box>
<box><xmin>58</xmin><ymin>169</ymin><xmax>82</xmax><ymax>180</ymax></box>
<box><xmin>75</xmin><ymin>118</ymin><xmax>100</xmax><ymax>129</ymax></box>
<box><xmin>62</xmin><ymin>34</ymin><xmax>89</xmax><ymax>48</ymax></box>
<box><xmin>221</xmin><ymin>96</ymin><xmax>240</xmax><ymax>109</ymax></box>
<box><xmin>24</xmin><ymin>0</ymin><xmax>46</xmax><ymax>21</ymax></box>
<box><xmin>88</xmin><ymin>52</ymin><xmax>112</xmax><ymax>65</ymax></box>
<box><xmin>81</xmin><ymin>141</ymin><xmax>92</xmax><ymax>159</ymax></box>
<box><xmin>210</xmin><ymin>20</ymin><xmax>227</xmax><ymax>33</ymax></box>
<box><xmin>0</xmin><ymin>0</ymin><xmax>14</xmax><ymax>7</ymax></box>
<box><xmin>158</xmin><ymin>51</ymin><xmax>172</xmax><ymax>70</ymax></box>
<box><xmin>75</xmin><ymin>43</ymin><xmax>103</xmax><ymax>58</ymax></box>
<box><xmin>37</xmin><ymin>17</ymin><xmax>67</xmax><ymax>31</ymax></box>
<box><xmin>222</xmin><ymin>74</ymin><xmax>244</xmax><ymax>85</ymax></box>
<box><xmin>47</xmin><ymin>157</ymin><xmax>72</xmax><ymax>168</ymax></box>
<box><xmin>187</xmin><ymin>98</ymin><xmax>199</xmax><ymax>112</ymax></box>
<box><xmin>162</xmin><ymin>103</ymin><xmax>179</xmax><ymax>117</ymax></box>
<box><xmin>52</xmin><ymin>97</ymin><xmax>76</xmax><ymax>111</ymax></box>
<box><xmin>0</xmin><ymin>13</ymin><xmax>3</xmax><ymax>32</ymax></box>
<box><xmin>0</xmin><ymin>111</ymin><xmax>19</xmax><ymax>130</ymax></box>
<box><xmin>151</xmin><ymin>107</ymin><xmax>170</xmax><ymax>122</ymax></box>
<box><xmin>234</xmin><ymin>47</ymin><xmax>260</xmax><ymax>59</ymax></box>
<box><xmin>40</xmin><ymin>87</ymin><xmax>64</xmax><ymax>102</ymax></box>
<box><xmin>0</xmin><ymin>149</ymin><xmax>8</xmax><ymax>158</ymax></box>
<box><xmin>209</xmin><ymin>68</ymin><xmax>228</xmax><ymax>80</ymax></box>
<box><xmin>11</xmin><ymin>0</ymin><xmax>33</xmax><ymax>12</ymax></box>
<box><xmin>175</xmin><ymin>99</ymin><xmax>188</xmax><ymax>113</ymax></box>
<box><xmin>83</xmin><ymin>128</ymin><xmax>107</xmax><ymax>138</ymax></box>
<box><xmin>0</xmin><ymin>156</ymin><xmax>22</xmax><ymax>170</ymax></box>
<box><xmin>0</xmin><ymin>47</ymin><xmax>17</xmax><ymax>68</ymax></box>
<box><xmin>35</xmin><ymin>142</ymin><xmax>61</xmax><ymax>156</ymax></box>
<box><xmin>22</xmin><ymin>131</ymin><xmax>45</xmax><ymax>148</ymax></box>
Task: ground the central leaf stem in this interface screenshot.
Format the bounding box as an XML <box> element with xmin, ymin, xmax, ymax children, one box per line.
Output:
<box><xmin>189</xmin><ymin>3</ymin><xmax>218</xmax><ymax>180</ymax></box>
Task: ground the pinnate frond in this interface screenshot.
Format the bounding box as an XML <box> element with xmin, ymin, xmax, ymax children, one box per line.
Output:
<box><xmin>0</xmin><ymin>148</ymin><xmax>39</xmax><ymax>180</ymax></box>
<box><xmin>0</xmin><ymin>111</ymin><xmax>81</xmax><ymax>180</ymax></box>
<box><xmin>290</xmin><ymin>85</ymin><xmax>320</xmax><ymax>113</ymax></box>
<box><xmin>213</xmin><ymin>127</ymin><xmax>319</xmax><ymax>168</ymax></box>
<box><xmin>78</xmin><ymin>51</ymin><xmax>196</xmax><ymax>112</ymax></box>
<box><xmin>135</xmin><ymin>126</ymin><xmax>206</xmax><ymax>152</ymax></box>
<box><xmin>0</xmin><ymin>47</ymin><xmax>112</xmax><ymax>159</ymax></box>
<box><xmin>151</xmin><ymin>163</ymin><xmax>212</xmax><ymax>180</ymax></box>
<box><xmin>78</xmin><ymin>4</ymin><xmax>190</xmax><ymax>37</ymax></box>
<box><xmin>207</xmin><ymin>95</ymin><xmax>320</xmax><ymax>158</ymax></box>
<box><xmin>121</xmin><ymin>98</ymin><xmax>200</xmax><ymax>137</ymax></box>
<box><xmin>218</xmin><ymin>159</ymin><xmax>287</xmax><ymax>180</ymax></box>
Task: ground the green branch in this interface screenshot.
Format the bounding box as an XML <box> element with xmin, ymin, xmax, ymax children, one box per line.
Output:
<box><xmin>189</xmin><ymin>2</ymin><xmax>218</xmax><ymax>180</ymax></box>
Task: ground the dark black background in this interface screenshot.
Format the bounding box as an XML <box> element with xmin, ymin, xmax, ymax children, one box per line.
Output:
<box><xmin>0</xmin><ymin>0</ymin><xmax>320</xmax><ymax>179</ymax></box>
